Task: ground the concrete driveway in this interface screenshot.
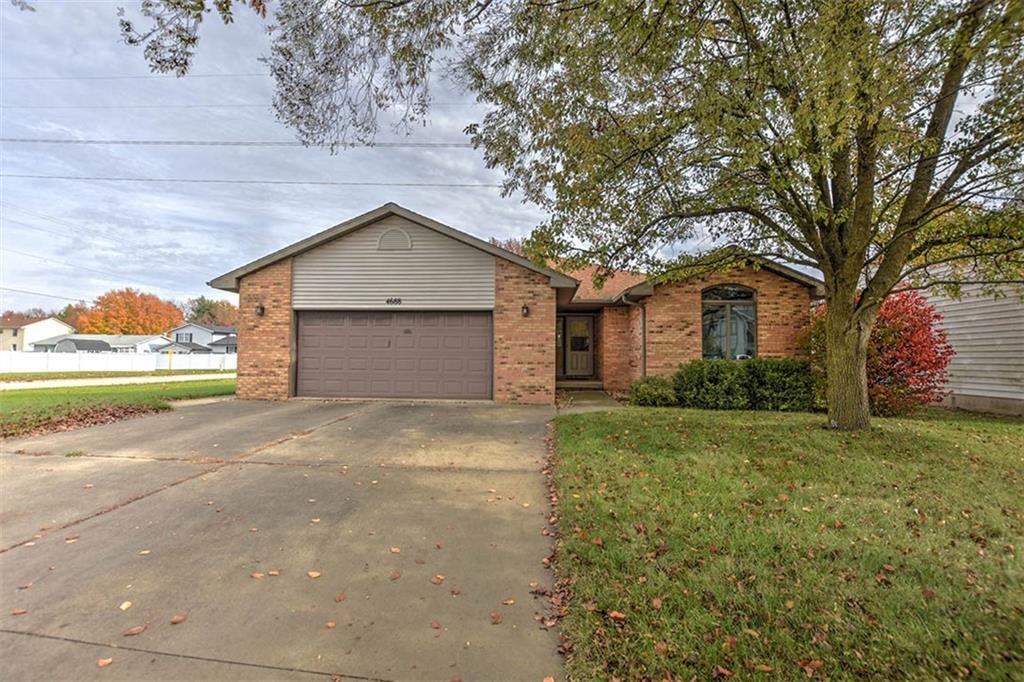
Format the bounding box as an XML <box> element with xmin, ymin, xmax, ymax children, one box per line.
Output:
<box><xmin>0</xmin><ymin>400</ymin><xmax>562</xmax><ymax>681</ymax></box>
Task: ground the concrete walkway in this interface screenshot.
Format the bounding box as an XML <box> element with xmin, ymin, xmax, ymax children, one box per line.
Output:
<box><xmin>0</xmin><ymin>373</ymin><xmax>235</xmax><ymax>391</ymax></box>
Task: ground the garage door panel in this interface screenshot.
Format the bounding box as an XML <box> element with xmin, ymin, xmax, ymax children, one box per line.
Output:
<box><xmin>297</xmin><ymin>311</ymin><xmax>492</xmax><ymax>399</ymax></box>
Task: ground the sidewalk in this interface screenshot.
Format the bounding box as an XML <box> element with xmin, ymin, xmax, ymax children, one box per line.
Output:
<box><xmin>0</xmin><ymin>373</ymin><xmax>236</xmax><ymax>391</ymax></box>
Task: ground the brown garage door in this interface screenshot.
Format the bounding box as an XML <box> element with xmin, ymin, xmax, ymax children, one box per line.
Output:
<box><xmin>296</xmin><ymin>311</ymin><xmax>492</xmax><ymax>399</ymax></box>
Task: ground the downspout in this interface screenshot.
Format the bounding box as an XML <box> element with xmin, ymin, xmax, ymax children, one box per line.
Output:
<box><xmin>619</xmin><ymin>294</ymin><xmax>646</xmax><ymax>377</ymax></box>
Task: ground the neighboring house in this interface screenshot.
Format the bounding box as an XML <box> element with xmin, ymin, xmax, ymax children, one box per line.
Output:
<box><xmin>54</xmin><ymin>338</ymin><xmax>112</xmax><ymax>353</ymax></box>
<box><xmin>208</xmin><ymin>335</ymin><xmax>238</xmax><ymax>354</ymax></box>
<box><xmin>0</xmin><ymin>316</ymin><xmax>75</xmax><ymax>352</ymax></box>
<box><xmin>209</xmin><ymin>203</ymin><xmax>822</xmax><ymax>404</ymax></box>
<box><xmin>927</xmin><ymin>283</ymin><xmax>1024</xmax><ymax>416</ymax></box>
<box><xmin>157</xmin><ymin>323</ymin><xmax>236</xmax><ymax>353</ymax></box>
<box><xmin>32</xmin><ymin>334</ymin><xmax>169</xmax><ymax>353</ymax></box>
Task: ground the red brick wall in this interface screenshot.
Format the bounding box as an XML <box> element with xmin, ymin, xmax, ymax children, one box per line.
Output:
<box><xmin>494</xmin><ymin>259</ymin><xmax>556</xmax><ymax>404</ymax></box>
<box><xmin>643</xmin><ymin>268</ymin><xmax>812</xmax><ymax>377</ymax></box>
<box><xmin>598</xmin><ymin>306</ymin><xmax>639</xmax><ymax>392</ymax></box>
<box><xmin>237</xmin><ymin>258</ymin><xmax>293</xmax><ymax>400</ymax></box>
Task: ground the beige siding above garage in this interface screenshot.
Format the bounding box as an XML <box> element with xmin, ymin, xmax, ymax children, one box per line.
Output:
<box><xmin>292</xmin><ymin>215</ymin><xmax>496</xmax><ymax>310</ymax></box>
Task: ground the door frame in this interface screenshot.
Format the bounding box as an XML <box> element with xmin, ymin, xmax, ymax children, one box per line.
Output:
<box><xmin>556</xmin><ymin>313</ymin><xmax>597</xmax><ymax>379</ymax></box>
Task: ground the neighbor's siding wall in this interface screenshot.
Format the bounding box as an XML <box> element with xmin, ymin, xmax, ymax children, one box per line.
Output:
<box><xmin>644</xmin><ymin>268</ymin><xmax>812</xmax><ymax>377</ymax></box>
<box><xmin>493</xmin><ymin>259</ymin><xmax>556</xmax><ymax>404</ymax></box>
<box><xmin>237</xmin><ymin>258</ymin><xmax>293</xmax><ymax>399</ymax></box>
<box><xmin>292</xmin><ymin>216</ymin><xmax>496</xmax><ymax>310</ymax></box>
<box><xmin>928</xmin><ymin>284</ymin><xmax>1024</xmax><ymax>415</ymax></box>
<box><xmin>24</xmin><ymin>319</ymin><xmax>74</xmax><ymax>349</ymax></box>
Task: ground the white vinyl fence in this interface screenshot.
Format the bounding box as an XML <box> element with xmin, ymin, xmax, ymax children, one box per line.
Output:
<box><xmin>0</xmin><ymin>351</ymin><xmax>237</xmax><ymax>374</ymax></box>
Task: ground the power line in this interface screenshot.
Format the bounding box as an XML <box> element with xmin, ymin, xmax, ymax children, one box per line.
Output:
<box><xmin>1</xmin><ymin>173</ymin><xmax>504</xmax><ymax>188</ymax></box>
<box><xmin>0</xmin><ymin>202</ymin><xmax>83</xmax><ymax>231</ymax></box>
<box><xmin>0</xmin><ymin>137</ymin><xmax>474</xmax><ymax>149</ymax></box>
<box><xmin>0</xmin><ymin>72</ymin><xmax>268</xmax><ymax>81</ymax></box>
<box><xmin>0</xmin><ymin>247</ymin><xmax>204</xmax><ymax>296</ymax></box>
<box><xmin>0</xmin><ymin>102</ymin><xmax>479</xmax><ymax>110</ymax></box>
<box><xmin>0</xmin><ymin>286</ymin><xmax>86</xmax><ymax>303</ymax></box>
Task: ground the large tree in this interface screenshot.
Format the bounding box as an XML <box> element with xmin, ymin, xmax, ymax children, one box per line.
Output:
<box><xmin>123</xmin><ymin>0</ymin><xmax>1024</xmax><ymax>429</ymax></box>
<box><xmin>185</xmin><ymin>296</ymin><xmax>240</xmax><ymax>328</ymax></box>
<box><xmin>77</xmin><ymin>288</ymin><xmax>184</xmax><ymax>335</ymax></box>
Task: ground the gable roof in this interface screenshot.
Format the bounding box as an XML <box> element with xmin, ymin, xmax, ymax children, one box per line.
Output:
<box><xmin>563</xmin><ymin>265</ymin><xmax>648</xmax><ymax>303</ymax></box>
<box><xmin>57</xmin><ymin>338</ymin><xmax>111</xmax><ymax>352</ymax></box>
<box><xmin>170</xmin><ymin>322</ymin><xmax>235</xmax><ymax>335</ymax></box>
<box><xmin>0</xmin><ymin>315</ymin><xmax>72</xmax><ymax>330</ymax></box>
<box><xmin>617</xmin><ymin>255</ymin><xmax>825</xmax><ymax>301</ymax></box>
<box><xmin>208</xmin><ymin>203</ymin><xmax>578</xmax><ymax>293</ymax></box>
<box><xmin>155</xmin><ymin>341</ymin><xmax>212</xmax><ymax>352</ymax></box>
<box><xmin>208</xmin><ymin>335</ymin><xmax>238</xmax><ymax>346</ymax></box>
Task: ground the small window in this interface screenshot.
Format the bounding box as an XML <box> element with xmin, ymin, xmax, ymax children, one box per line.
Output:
<box><xmin>11</xmin><ymin>344</ymin><xmax>17</xmax><ymax>351</ymax></box>
<box><xmin>702</xmin><ymin>285</ymin><xmax>756</xmax><ymax>359</ymax></box>
<box><xmin>175</xmin><ymin>332</ymin><xmax>193</xmax><ymax>343</ymax></box>
<box><xmin>377</xmin><ymin>227</ymin><xmax>413</xmax><ymax>251</ymax></box>
<box><xmin>12</xmin><ymin>329</ymin><xmax>18</xmax><ymax>336</ymax></box>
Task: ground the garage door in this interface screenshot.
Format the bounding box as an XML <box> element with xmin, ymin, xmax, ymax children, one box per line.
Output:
<box><xmin>296</xmin><ymin>311</ymin><xmax>492</xmax><ymax>399</ymax></box>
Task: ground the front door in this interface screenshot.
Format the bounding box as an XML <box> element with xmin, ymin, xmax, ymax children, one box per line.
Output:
<box><xmin>565</xmin><ymin>316</ymin><xmax>594</xmax><ymax>376</ymax></box>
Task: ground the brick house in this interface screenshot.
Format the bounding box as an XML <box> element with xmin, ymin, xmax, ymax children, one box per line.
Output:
<box><xmin>210</xmin><ymin>203</ymin><xmax>823</xmax><ymax>404</ymax></box>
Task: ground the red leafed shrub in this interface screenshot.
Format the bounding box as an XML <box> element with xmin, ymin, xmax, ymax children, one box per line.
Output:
<box><xmin>805</xmin><ymin>291</ymin><xmax>955</xmax><ymax>416</ymax></box>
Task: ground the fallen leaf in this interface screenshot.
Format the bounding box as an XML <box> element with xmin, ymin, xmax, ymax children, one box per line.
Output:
<box><xmin>415</xmin><ymin>559</ymin><xmax>426</xmax><ymax>565</ymax></box>
<box><xmin>522</xmin><ymin>502</ymin><xmax>530</xmax><ymax>508</ymax></box>
<box><xmin>268</xmin><ymin>570</ymin><xmax>280</xmax><ymax>577</ymax></box>
<box><xmin>334</xmin><ymin>592</ymin><xmax>347</xmax><ymax>603</ymax></box>
<box><xmin>651</xmin><ymin>597</ymin><xmax>662</xmax><ymax>610</ymax></box>
<box><xmin>490</xmin><ymin>610</ymin><xmax>503</xmax><ymax>625</ymax></box>
<box><xmin>137</xmin><ymin>550</ymin><xmax>151</xmax><ymax>556</ymax></box>
<box><xmin>118</xmin><ymin>601</ymin><xmax>132</xmax><ymax>611</ymax></box>
<box><xmin>122</xmin><ymin>625</ymin><xmax>146</xmax><ymax>636</ymax></box>
<box><xmin>754</xmin><ymin>663</ymin><xmax>773</xmax><ymax>672</ymax></box>
<box><xmin>435</xmin><ymin>542</ymin><xmax>444</xmax><ymax>550</ymax></box>
<box><xmin>543</xmin><ymin>677</ymin><xmax>555</xmax><ymax>682</ymax></box>
<box><xmin>431</xmin><ymin>575</ymin><xmax>445</xmax><ymax>585</ymax></box>
<box><xmin>170</xmin><ymin>613</ymin><xmax>187</xmax><ymax>625</ymax></box>
<box><xmin>501</xmin><ymin>598</ymin><xmax>515</xmax><ymax>606</ymax></box>
<box><xmin>797</xmin><ymin>659</ymin><xmax>824</xmax><ymax>677</ymax></box>
<box><xmin>11</xmin><ymin>608</ymin><xmax>27</xmax><ymax>616</ymax></box>
<box><xmin>390</xmin><ymin>571</ymin><xmax>401</xmax><ymax>581</ymax></box>
<box><xmin>608</xmin><ymin>611</ymin><xmax>626</xmax><ymax>622</ymax></box>
<box><xmin>714</xmin><ymin>665</ymin><xmax>734</xmax><ymax>678</ymax></box>
<box><xmin>431</xmin><ymin>620</ymin><xmax>441</xmax><ymax>629</ymax></box>
<box><xmin>251</xmin><ymin>572</ymin><xmax>265</xmax><ymax>579</ymax></box>
<box><xmin>654</xmin><ymin>642</ymin><xmax>669</xmax><ymax>654</ymax></box>
<box><xmin>528</xmin><ymin>581</ymin><xmax>540</xmax><ymax>589</ymax></box>
<box><xmin>96</xmin><ymin>658</ymin><xmax>113</xmax><ymax>668</ymax></box>
<box><xmin>777</xmin><ymin>493</ymin><xmax>790</xmax><ymax>502</ymax></box>
<box><xmin>249</xmin><ymin>527</ymin><xmax>258</xmax><ymax>532</ymax></box>
<box><xmin>311</xmin><ymin>518</ymin><xmax>321</xmax><ymax>524</ymax></box>
<box><xmin>325</xmin><ymin>621</ymin><xmax>336</xmax><ymax>629</ymax></box>
<box><xmin>307</xmin><ymin>571</ymin><xmax>321</xmax><ymax>579</ymax></box>
<box><xmin>390</xmin><ymin>547</ymin><xmax>401</xmax><ymax>554</ymax></box>
<box><xmin>785</xmin><ymin>600</ymin><xmax>795</xmax><ymax>609</ymax></box>
<box><xmin>65</xmin><ymin>534</ymin><xmax>79</xmax><ymax>544</ymax></box>
<box><xmin>922</xmin><ymin>588</ymin><xmax>937</xmax><ymax>601</ymax></box>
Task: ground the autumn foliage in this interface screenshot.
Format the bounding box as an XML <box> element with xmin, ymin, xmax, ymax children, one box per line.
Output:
<box><xmin>805</xmin><ymin>292</ymin><xmax>955</xmax><ymax>416</ymax></box>
<box><xmin>76</xmin><ymin>288</ymin><xmax>183</xmax><ymax>335</ymax></box>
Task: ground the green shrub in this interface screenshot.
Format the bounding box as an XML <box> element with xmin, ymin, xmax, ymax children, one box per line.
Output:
<box><xmin>628</xmin><ymin>376</ymin><xmax>677</xmax><ymax>407</ymax></box>
<box><xmin>670</xmin><ymin>358</ymin><xmax>815</xmax><ymax>412</ymax></box>
<box><xmin>745</xmin><ymin>358</ymin><xmax>815</xmax><ymax>411</ymax></box>
<box><xmin>674</xmin><ymin>360</ymin><xmax>749</xmax><ymax>409</ymax></box>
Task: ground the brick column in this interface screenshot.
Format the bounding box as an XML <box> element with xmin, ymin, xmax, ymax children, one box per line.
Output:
<box><xmin>493</xmin><ymin>259</ymin><xmax>556</xmax><ymax>404</ymax></box>
<box><xmin>237</xmin><ymin>258</ymin><xmax>293</xmax><ymax>399</ymax></box>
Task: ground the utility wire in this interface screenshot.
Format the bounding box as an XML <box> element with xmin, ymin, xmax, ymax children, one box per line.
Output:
<box><xmin>1</xmin><ymin>173</ymin><xmax>504</xmax><ymax>188</ymax></box>
<box><xmin>0</xmin><ymin>72</ymin><xmax>269</xmax><ymax>81</ymax></box>
<box><xmin>0</xmin><ymin>286</ymin><xmax>86</xmax><ymax>303</ymax></box>
<box><xmin>0</xmin><ymin>137</ymin><xmax>474</xmax><ymax>149</ymax></box>
<box><xmin>0</xmin><ymin>102</ymin><xmax>478</xmax><ymax>110</ymax></box>
<box><xmin>0</xmin><ymin>247</ymin><xmax>205</xmax><ymax>296</ymax></box>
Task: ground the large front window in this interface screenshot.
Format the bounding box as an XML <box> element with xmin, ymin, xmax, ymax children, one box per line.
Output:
<box><xmin>702</xmin><ymin>285</ymin><xmax>756</xmax><ymax>359</ymax></box>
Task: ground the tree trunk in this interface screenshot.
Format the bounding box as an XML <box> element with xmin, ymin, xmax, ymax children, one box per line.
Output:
<box><xmin>824</xmin><ymin>306</ymin><xmax>874</xmax><ymax>430</ymax></box>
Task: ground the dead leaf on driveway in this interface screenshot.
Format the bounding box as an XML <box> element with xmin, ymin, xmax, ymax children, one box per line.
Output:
<box><xmin>170</xmin><ymin>613</ymin><xmax>187</xmax><ymax>625</ymax></box>
<box><xmin>390</xmin><ymin>547</ymin><xmax>401</xmax><ymax>554</ymax></box>
<box><xmin>334</xmin><ymin>592</ymin><xmax>347</xmax><ymax>603</ymax></box>
<box><xmin>390</xmin><ymin>571</ymin><xmax>402</xmax><ymax>581</ymax></box>
<box><xmin>251</xmin><ymin>572</ymin><xmax>265</xmax><ymax>579</ymax></box>
<box><xmin>96</xmin><ymin>658</ymin><xmax>113</xmax><ymax>668</ymax></box>
<box><xmin>490</xmin><ymin>610</ymin><xmax>503</xmax><ymax>625</ymax></box>
<box><xmin>307</xmin><ymin>571</ymin><xmax>321</xmax><ymax>579</ymax></box>
<box><xmin>431</xmin><ymin>620</ymin><xmax>441</xmax><ymax>629</ymax></box>
<box><xmin>118</xmin><ymin>601</ymin><xmax>132</xmax><ymax>611</ymax></box>
<box><xmin>431</xmin><ymin>575</ymin><xmax>445</xmax><ymax>585</ymax></box>
<box><xmin>268</xmin><ymin>570</ymin><xmax>280</xmax><ymax>577</ymax></box>
<box><xmin>325</xmin><ymin>621</ymin><xmax>336</xmax><ymax>629</ymax></box>
<box><xmin>11</xmin><ymin>608</ymin><xmax>27</xmax><ymax>616</ymax></box>
<box><xmin>65</xmin><ymin>534</ymin><xmax>79</xmax><ymax>544</ymax></box>
<box><xmin>501</xmin><ymin>598</ymin><xmax>515</xmax><ymax>606</ymax></box>
<box><xmin>122</xmin><ymin>625</ymin><xmax>146</xmax><ymax>636</ymax></box>
<box><xmin>137</xmin><ymin>550</ymin><xmax>150</xmax><ymax>556</ymax></box>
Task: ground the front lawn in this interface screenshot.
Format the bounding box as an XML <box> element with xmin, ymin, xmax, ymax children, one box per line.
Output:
<box><xmin>0</xmin><ymin>369</ymin><xmax>236</xmax><ymax>382</ymax></box>
<box><xmin>552</xmin><ymin>408</ymin><xmax>1023</xmax><ymax>679</ymax></box>
<box><xmin>0</xmin><ymin>379</ymin><xmax>236</xmax><ymax>438</ymax></box>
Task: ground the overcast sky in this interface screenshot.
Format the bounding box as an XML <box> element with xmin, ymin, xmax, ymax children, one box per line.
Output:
<box><xmin>0</xmin><ymin>1</ymin><xmax>549</xmax><ymax>313</ymax></box>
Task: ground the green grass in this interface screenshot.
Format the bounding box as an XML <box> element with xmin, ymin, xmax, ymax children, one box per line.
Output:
<box><xmin>0</xmin><ymin>379</ymin><xmax>236</xmax><ymax>438</ymax></box>
<box><xmin>0</xmin><ymin>369</ymin><xmax>236</xmax><ymax>382</ymax></box>
<box><xmin>552</xmin><ymin>407</ymin><xmax>1024</xmax><ymax>680</ymax></box>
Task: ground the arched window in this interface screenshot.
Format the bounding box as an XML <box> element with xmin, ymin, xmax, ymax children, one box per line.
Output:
<box><xmin>702</xmin><ymin>285</ymin><xmax>756</xmax><ymax>359</ymax></box>
<box><xmin>377</xmin><ymin>227</ymin><xmax>412</xmax><ymax>251</ymax></box>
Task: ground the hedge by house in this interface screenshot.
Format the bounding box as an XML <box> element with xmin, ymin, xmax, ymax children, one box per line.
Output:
<box><xmin>627</xmin><ymin>358</ymin><xmax>815</xmax><ymax>412</ymax></box>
